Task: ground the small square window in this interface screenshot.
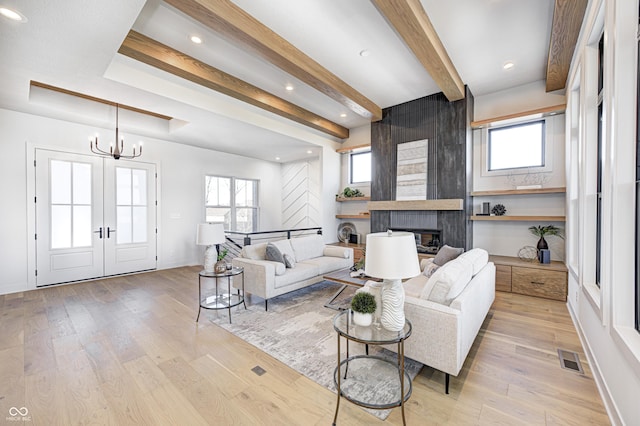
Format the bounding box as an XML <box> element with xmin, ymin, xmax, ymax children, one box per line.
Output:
<box><xmin>488</xmin><ymin>120</ymin><xmax>545</xmax><ymax>171</ymax></box>
<box><xmin>350</xmin><ymin>151</ymin><xmax>371</xmax><ymax>183</ymax></box>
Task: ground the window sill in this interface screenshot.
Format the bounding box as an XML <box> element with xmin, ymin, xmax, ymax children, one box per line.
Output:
<box><xmin>582</xmin><ymin>281</ymin><xmax>603</xmax><ymax>324</ymax></box>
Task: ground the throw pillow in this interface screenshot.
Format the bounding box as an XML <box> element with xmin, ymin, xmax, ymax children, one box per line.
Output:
<box><xmin>426</xmin><ymin>257</ymin><xmax>473</xmax><ymax>305</ymax></box>
<box><xmin>423</xmin><ymin>262</ymin><xmax>440</xmax><ymax>278</ymax></box>
<box><xmin>433</xmin><ymin>245</ymin><xmax>464</xmax><ymax>266</ymax></box>
<box><xmin>265</xmin><ymin>243</ymin><xmax>285</xmax><ymax>265</ymax></box>
<box><xmin>457</xmin><ymin>248</ymin><xmax>488</xmax><ymax>276</ymax></box>
<box><xmin>283</xmin><ymin>253</ymin><xmax>296</xmax><ymax>268</ymax></box>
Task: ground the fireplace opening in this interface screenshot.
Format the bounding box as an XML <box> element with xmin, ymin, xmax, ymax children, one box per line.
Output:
<box><xmin>390</xmin><ymin>228</ymin><xmax>442</xmax><ymax>254</ymax></box>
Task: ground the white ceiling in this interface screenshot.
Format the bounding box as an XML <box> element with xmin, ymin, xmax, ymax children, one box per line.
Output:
<box><xmin>0</xmin><ymin>0</ymin><xmax>556</xmax><ymax>163</ymax></box>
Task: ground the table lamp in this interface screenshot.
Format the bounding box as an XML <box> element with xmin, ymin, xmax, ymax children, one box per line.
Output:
<box><xmin>196</xmin><ymin>223</ymin><xmax>226</xmax><ymax>272</ymax></box>
<box><xmin>365</xmin><ymin>230</ymin><xmax>420</xmax><ymax>331</ymax></box>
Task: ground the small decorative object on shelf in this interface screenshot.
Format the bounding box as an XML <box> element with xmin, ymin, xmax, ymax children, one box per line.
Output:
<box><xmin>491</xmin><ymin>203</ymin><xmax>506</xmax><ymax>216</ymax></box>
<box><xmin>518</xmin><ymin>246</ymin><xmax>539</xmax><ymax>262</ymax></box>
<box><xmin>215</xmin><ymin>248</ymin><xmax>228</xmax><ymax>273</ymax></box>
<box><xmin>337</xmin><ymin>186</ymin><xmax>365</xmax><ymax>198</ymax></box>
<box><xmin>506</xmin><ymin>169</ymin><xmax>550</xmax><ymax>189</ymax></box>
<box><xmin>528</xmin><ymin>225</ymin><xmax>564</xmax><ymax>252</ymax></box>
<box><xmin>350</xmin><ymin>291</ymin><xmax>376</xmax><ymax>327</ymax></box>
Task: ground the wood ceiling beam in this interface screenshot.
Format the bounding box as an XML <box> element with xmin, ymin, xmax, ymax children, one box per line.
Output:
<box><xmin>118</xmin><ymin>30</ymin><xmax>349</xmax><ymax>139</ymax></box>
<box><xmin>371</xmin><ymin>0</ymin><xmax>465</xmax><ymax>102</ymax></box>
<box><xmin>164</xmin><ymin>0</ymin><xmax>382</xmax><ymax>121</ymax></box>
<box><xmin>545</xmin><ymin>0</ymin><xmax>588</xmax><ymax>92</ymax></box>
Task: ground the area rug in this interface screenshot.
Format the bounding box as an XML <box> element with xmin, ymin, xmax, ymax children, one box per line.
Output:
<box><xmin>207</xmin><ymin>281</ymin><xmax>423</xmax><ymax>420</ymax></box>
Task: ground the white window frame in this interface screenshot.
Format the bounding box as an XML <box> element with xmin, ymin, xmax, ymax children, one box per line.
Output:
<box><xmin>480</xmin><ymin>116</ymin><xmax>555</xmax><ymax>177</ymax></box>
<box><xmin>205</xmin><ymin>175</ymin><xmax>259</xmax><ymax>232</ymax></box>
<box><xmin>349</xmin><ymin>150</ymin><xmax>372</xmax><ymax>184</ymax></box>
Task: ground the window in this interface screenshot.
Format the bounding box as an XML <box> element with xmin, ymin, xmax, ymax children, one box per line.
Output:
<box><xmin>488</xmin><ymin>120</ymin><xmax>545</xmax><ymax>171</ymax></box>
<box><xmin>205</xmin><ymin>176</ymin><xmax>258</xmax><ymax>232</ymax></box>
<box><xmin>350</xmin><ymin>150</ymin><xmax>371</xmax><ymax>183</ymax></box>
<box><xmin>596</xmin><ymin>32</ymin><xmax>604</xmax><ymax>288</ymax></box>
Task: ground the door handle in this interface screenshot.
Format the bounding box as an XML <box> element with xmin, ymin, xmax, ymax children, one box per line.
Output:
<box><xmin>93</xmin><ymin>227</ymin><xmax>103</xmax><ymax>239</ymax></box>
<box><xmin>107</xmin><ymin>227</ymin><xmax>116</xmax><ymax>238</ymax></box>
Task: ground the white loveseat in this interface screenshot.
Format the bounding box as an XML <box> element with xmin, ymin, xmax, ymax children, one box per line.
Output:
<box><xmin>380</xmin><ymin>248</ymin><xmax>495</xmax><ymax>393</ymax></box>
<box><xmin>232</xmin><ymin>234</ymin><xmax>353</xmax><ymax>310</ymax></box>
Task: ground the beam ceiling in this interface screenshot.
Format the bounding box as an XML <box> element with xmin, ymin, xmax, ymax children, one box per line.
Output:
<box><xmin>164</xmin><ymin>0</ymin><xmax>382</xmax><ymax>122</ymax></box>
<box><xmin>545</xmin><ymin>0</ymin><xmax>588</xmax><ymax>92</ymax></box>
<box><xmin>371</xmin><ymin>0</ymin><xmax>465</xmax><ymax>102</ymax></box>
<box><xmin>118</xmin><ymin>30</ymin><xmax>349</xmax><ymax>139</ymax></box>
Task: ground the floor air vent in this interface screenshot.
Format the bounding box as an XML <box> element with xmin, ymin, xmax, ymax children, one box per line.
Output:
<box><xmin>557</xmin><ymin>349</ymin><xmax>584</xmax><ymax>374</ymax></box>
<box><xmin>251</xmin><ymin>365</ymin><xmax>266</xmax><ymax>376</ymax></box>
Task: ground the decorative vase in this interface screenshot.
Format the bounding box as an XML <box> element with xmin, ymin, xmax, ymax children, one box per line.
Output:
<box><xmin>380</xmin><ymin>279</ymin><xmax>405</xmax><ymax>332</ymax></box>
<box><xmin>214</xmin><ymin>260</ymin><xmax>227</xmax><ymax>273</ymax></box>
<box><xmin>537</xmin><ymin>236</ymin><xmax>548</xmax><ymax>251</ymax></box>
<box><xmin>352</xmin><ymin>311</ymin><xmax>373</xmax><ymax>327</ymax></box>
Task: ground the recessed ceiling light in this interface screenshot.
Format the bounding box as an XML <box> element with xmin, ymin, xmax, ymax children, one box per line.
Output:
<box><xmin>503</xmin><ymin>61</ymin><xmax>515</xmax><ymax>70</ymax></box>
<box><xmin>285</xmin><ymin>85</ymin><xmax>294</xmax><ymax>91</ymax></box>
<box><xmin>307</xmin><ymin>150</ymin><xmax>313</xmax><ymax>154</ymax></box>
<box><xmin>190</xmin><ymin>35</ymin><xmax>203</xmax><ymax>44</ymax></box>
<box><xmin>275</xmin><ymin>156</ymin><xmax>281</xmax><ymax>161</ymax></box>
<box><xmin>0</xmin><ymin>7</ymin><xmax>27</xmax><ymax>22</ymax></box>
<box><xmin>340</xmin><ymin>113</ymin><xmax>347</xmax><ymax>118</ymax></box>
<box><xmin>359</xmin><ymin>49</ymin><xmax>370</xmax><ymax>57</ymax></box>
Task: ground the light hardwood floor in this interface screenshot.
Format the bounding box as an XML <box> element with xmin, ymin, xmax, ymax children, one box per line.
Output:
<box><xmin>0</xmin><ymin>266</ymin><xmax>609</xmax><ymax>425</ymax></box>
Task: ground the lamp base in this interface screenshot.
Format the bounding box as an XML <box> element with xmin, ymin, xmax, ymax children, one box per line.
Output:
<box><xmin>380</xmin><ymin>278</ymin><xmax>405</xmax><ymax>331</ymax></box>
<box><xmin>203</xmin><ymin>245</ymin><xmax>218</xmax><ymax>272</ymax></box>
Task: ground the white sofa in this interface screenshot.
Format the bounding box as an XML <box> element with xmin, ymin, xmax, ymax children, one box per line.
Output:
<box><xmin>232</xmin><ymin>234</ymin><xmax>353</xmax><ymax>310</ymax></box>
<box><xmin>374</xmin><ymin>248</ymin><xmax>495</xmax><ymax>393</ymax></box>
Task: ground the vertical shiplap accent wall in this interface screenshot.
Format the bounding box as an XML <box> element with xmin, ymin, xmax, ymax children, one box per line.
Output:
<box><xmin>281</xmin><ymin>159</ymin><xmax>321</xmax><ymax>229</ymax></box>
<box><xmin>371</xmin><ymin>89</ymin><xmax>474</xmax><ymax>249</ymax></box>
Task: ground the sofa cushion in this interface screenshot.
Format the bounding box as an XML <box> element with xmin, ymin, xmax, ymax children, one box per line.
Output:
<box><xmin>458</xmin><ymin>248</ymin><xmax>489</xmax><ymax>276</ymax></box>
<box><xmin>403</xmin><ymin>274</ymin><xmax>428</xmax><ymax>298</ymax></box>
<box><xmin>242</xmin><ymin>242</ymin><xmax>268</xmax><ymax>260</ymax></box>
<box><xmin>433</xmin><ymin>245</ymin><xmax>464</xmax><ymax>266</ymax></box>
<box><xmin>274</xmin><ymin>262</ymin><xmax>319</xmax><ymax>288</ymax></box>
<box><xmin>271</xmin><ymin>239</ymin><xmax>297</xmax><ymax>262</ymax></box>
<box><xmin>323</xmin><ymin>246</ymin><xmax>350</xmax><ymax>259</ymax></box>
<box><xmin>283</xmin><ymin>253</ymin><xmax>296</xmax><ymax>268</ymax></box>
<box><xmin>422</xmin><ymin>256</ymin><xmax>473</xmax><ymax>305</ymax></box>
<box><xmin>266</xmin><ymin>243</ymin><xmax>285</xmax><ymax>265</ymax></box>
<box><xmin>290</xmin><ymin>235</ymin><xmax>325</xmax><ymax>261</ymax></box>
<box><xmin>300</xmin><ymin>255</ymin><xmax>350</xmax><ymax>275</ymax></box>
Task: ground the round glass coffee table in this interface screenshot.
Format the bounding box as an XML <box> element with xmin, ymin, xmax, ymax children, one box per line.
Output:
<box><xmin>332</xmin><ymin>310</ymin><xmax>412</xmax><ymax>425</ymax></box>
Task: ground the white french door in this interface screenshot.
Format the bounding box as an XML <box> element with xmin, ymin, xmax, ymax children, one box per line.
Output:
<box><xmin>35</xmin><ymin>149</ymin><xmax>156</xmax><ymax>286</ymax></box>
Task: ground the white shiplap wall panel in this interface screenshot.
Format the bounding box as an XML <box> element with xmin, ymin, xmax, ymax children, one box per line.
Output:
<box><xmin>281</xmin><ymin>159</ymin><xmax>321</xmax><ymax>229</ymax></box>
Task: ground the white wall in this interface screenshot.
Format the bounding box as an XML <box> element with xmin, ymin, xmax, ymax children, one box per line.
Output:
<box><xmin>563</xmin><ymin>0</ymin><xmax>640</xmax><ymax>424</ymax></box>
<box><xmin>0</xmin><ymin>108</ymin><xmax>282</xmax><ymax>295</ymax></box>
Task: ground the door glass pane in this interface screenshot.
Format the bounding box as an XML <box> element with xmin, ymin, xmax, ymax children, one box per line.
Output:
<box><xmin>73</xmin><ymin>206</ymin><xmax>92</xmax><ymax>247</ymax></box>
<box><xmin>132</xmin><ymin>169</ymin><xmax>147</xmax><ymax>205</ymax></box>
<box><xmin>117</xmin><ymin>206</ymin><xmax>132</xmax><ymax>244</ymax></box>
<box><xmin>51</xmin><ymin>160</ymin><xmax>71</xmax><ymax>204</ymax></box>
<box><xmin>51</xmin><ymin>205</ymin><xmax>71</xmax><ymax>249</ymax></box>
<box><xmin>116</xmin><ymin>167</ymin><xmax>131</xmax><ymax>206</ymax></box>
<box><xmin>132</xmin><ymin>206</ymin><xmax>147</xmax><ymax>243</ymax></box>
<box><xmin>73</xmin><ymin>163</ymin><xmax>92</xmax><ymax>205</ymax></box>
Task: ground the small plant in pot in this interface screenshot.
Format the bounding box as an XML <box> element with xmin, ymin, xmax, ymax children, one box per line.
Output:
<box><xmin>214</xmin><ymin>248</ymin><xmax>229</xmax><ymax>273</ymax></box>
<box><xmin>528</xmin><ymin>225</ymin><xmax>564</xmax><ymax>251</ymax></box>
<box><xmin>350</xmin><ymin>291</ymin><xmax>376</xmax><ymax>327</ymax></box>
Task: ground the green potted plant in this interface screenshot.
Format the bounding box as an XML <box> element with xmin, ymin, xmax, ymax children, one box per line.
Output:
<box><xmin>528</xmin><ymin>225</ymin><xmax>563</xmax><ymax>250</ymax></box>
<box><xmin>214</xmin><ymin>248</ymin><xmax>229</xmax><ymax>273</ymax></box>
<box><xmin>350</xmin><ymin>291</ymin><xmax>376</xmax><ymax>326</ymax></box>
<box><xmin>337</xmin><ymin>187</ymin><xmax>365</xmax><ymax>199</ymax></box>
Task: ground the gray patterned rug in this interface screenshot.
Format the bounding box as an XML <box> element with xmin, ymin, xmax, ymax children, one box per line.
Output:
<box><xmin>207</xmin><ymin>281</ymin><xmax>423</xmax><ymax>421</ymax></box>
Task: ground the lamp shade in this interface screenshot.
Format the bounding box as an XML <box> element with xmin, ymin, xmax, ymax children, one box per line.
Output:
<box><xmin>364</xmin><ymin>231</ymin><xmax>420</xmax><ymax>279</ymax></box>
<box><xmin>196</xmin><ymin>223</ymin><xmax>226</xmax><ymax>246</ymax></box>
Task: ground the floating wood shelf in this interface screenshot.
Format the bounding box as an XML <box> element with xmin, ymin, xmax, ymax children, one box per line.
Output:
<box><xmin>471</xmin><ymin>104</ymin><xmax>566</xmax><ymax>129</ymax></box>
<box><xmin>471</xmin><ymin>215</ymin><xmax>565</xmax><ymax>222</ymax></box>
<box><xmin>471</xmin><ymin>187</ymin><xmax>566</xmax><ymax>196</ymax></box>
<box><xmin>368</xmin><ymin>199</ymin><xmax>464</xmax><ymax>211</ymax></box>
<box><xmin>335</xmin><ymin>196</ymin><xmax>371</xmax><ymax>202</ymax></box>
<box><xmin>336</xmin><ymin>214</ymin><xmax>370</xmax><ymax>219</ymax></box>
<box><xmin>336</xmin><ymin>143</ymin><xmax>371</xmax><ymax>153</ymax></box>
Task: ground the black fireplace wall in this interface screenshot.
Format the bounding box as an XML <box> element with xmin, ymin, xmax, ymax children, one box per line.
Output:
<box><xmin>370</xmin><ymin>88</ymin><xmax>474</xmax><ymax>250</ymax></box>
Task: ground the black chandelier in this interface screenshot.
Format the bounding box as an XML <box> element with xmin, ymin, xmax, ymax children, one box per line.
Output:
<box><xmin>90</xmin><ymin>104</ymin><xmax>142</xmax><ymax>160</ymax></box>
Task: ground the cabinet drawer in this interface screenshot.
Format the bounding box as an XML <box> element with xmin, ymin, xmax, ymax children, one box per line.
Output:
<box><xmin>495</xmin><ymin>264</ymin><xmax>512</xmax><ymax>292</ymax></box>
<box><xmin>512</xmin><ymin>267</ymin><xmax>567</xmax><ymax>301</ymax></box>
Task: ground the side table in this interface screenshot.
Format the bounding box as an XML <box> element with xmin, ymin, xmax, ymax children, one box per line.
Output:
<box><xmin>332</xmin><ymin>310</ymin><xmax>412</xmax><ymax>425</ymax></box>
<box><xmin>197</xmin><ymin>266</ymin><xmax>245</xmax><ymax>324</ymax></box>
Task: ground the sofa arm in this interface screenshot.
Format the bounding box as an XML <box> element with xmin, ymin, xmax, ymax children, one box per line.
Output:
<box><xmin>323</xmin><ymin>246</ymin><xmax>353</xmax><ymax>261</ymax></box>
<box><xmin>231</xmin><ymin>257</ymin><xmax>281</xmax><ymax>299</ymax></box>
